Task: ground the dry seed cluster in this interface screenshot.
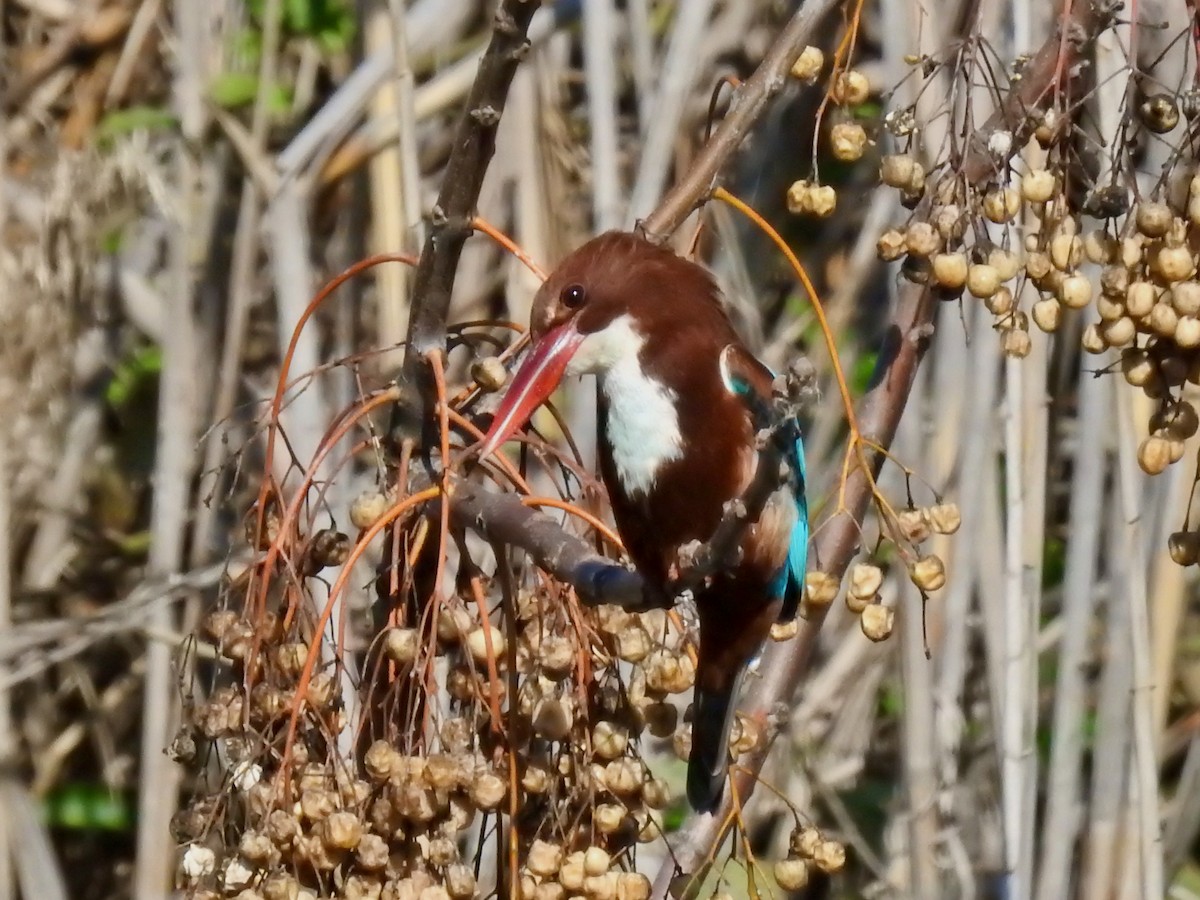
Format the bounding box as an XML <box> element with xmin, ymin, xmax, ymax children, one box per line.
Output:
<box><xmin>789</xmin><ymin>502</ymin><xmax>958</xmax><ymax>644</ymax></box>
<box><xmin>181</xmin><ymin>545</ymin><xmax>805</xmax><ymax>899</ymax></box>
<box><xmin>787</xmin><ymin>59</ymin><xmax>1200</xmax><ymax>564</ymax></box>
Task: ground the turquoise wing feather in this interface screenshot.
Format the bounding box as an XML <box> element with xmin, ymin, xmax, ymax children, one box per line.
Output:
<box><xmin>720</xmin><ymin>348</ymin><xmax>809</xmax><ymax>618</ymax></box>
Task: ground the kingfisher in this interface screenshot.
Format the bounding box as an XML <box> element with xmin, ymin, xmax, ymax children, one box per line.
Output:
<box><xmin>478</xmin><ymin>231</ymin><xmax>808</xmax><ymax>812</ymax></box>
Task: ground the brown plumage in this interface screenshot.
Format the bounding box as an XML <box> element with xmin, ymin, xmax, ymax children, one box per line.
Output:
<box><xmin>482</xmin><ymin>231</ymin><xmax>807</xmax><ymax>811</ymax></box>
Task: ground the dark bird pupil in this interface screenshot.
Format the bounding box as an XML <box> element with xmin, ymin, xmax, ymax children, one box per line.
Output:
<box><xmin>563</xmin><ymin>284</ymin><xmax>586</xmax><ymax>308</ymax></box>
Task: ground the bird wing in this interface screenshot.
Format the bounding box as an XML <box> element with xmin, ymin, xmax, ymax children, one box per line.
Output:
<box><xmin>718</xmin><ymin>345</ymin><xmax>808</xmax><ymax>620</ymax></box>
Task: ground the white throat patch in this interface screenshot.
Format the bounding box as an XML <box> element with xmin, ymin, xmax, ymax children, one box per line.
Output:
<box><xmin>566</xmin><ymin>314</ymin><xmax>683</xmax><ymax>496</ymax></box>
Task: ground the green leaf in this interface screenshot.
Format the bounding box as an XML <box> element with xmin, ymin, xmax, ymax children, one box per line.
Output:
<box><xmin>210</xmin><ymin>72</ymin><xmax>261</xmax><ymax>109</ymax></box>
<box><xmin>95</xmin><ymin>106</ymin><xmax>177</xmax><ymax>146</ymax></box>
<box><xmin>44</xmin><ymin>784</ymin><xmax>133</xmax><ymax>832</ymax></box>
<box><xmin>106</xmin><ymin>345</ymin><xmax>162</xmax><ymax>410</ymax></box>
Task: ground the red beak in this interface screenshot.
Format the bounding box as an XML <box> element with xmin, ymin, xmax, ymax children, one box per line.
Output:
<box><xmin>479</xmin><ymin>321</ymin><xmax>586</xmax><ymax>458</ymax></box>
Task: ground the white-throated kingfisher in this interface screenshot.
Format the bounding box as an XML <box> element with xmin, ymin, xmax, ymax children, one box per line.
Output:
<box><xmin>479</xmin><ymin>231</ymin><xmax>808</xmax><ymax>812</ymax></box>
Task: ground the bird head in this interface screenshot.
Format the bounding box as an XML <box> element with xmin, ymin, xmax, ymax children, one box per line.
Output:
<box><xmin>478</xmin><ymin>231</ymin><xmax>723</xmax><ymax>458</ymax></box>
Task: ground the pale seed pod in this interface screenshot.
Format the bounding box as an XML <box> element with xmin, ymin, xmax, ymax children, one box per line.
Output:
<box><xmin>386</xmin><ymin>628</ymin><xmax>424</xmax><ymax>667</ymax></box>
<box><xmin>933</xmin><ymin>204</ymin><xmax>965</xmax><ymax>242</ymax></box>
<box><xmin>732</xmin><ymin>715</ymin><xmax>761</xmax><ymax>754</ymax></box>
<box><xmin>300</xmin><ymin>788</ymin><xmax>336</xmax><ymax>822</ymax></box>
<box><xmin>983</xmin><ymin>188</ymin><xmax>1021</xmax><ymax>223</ymax></box>
<box><xmin>1057</xmin><ymin>274</ymin><xmax>1092</xmax><ymax>309</ymax></box>
<box><xmin>445</xmin><ymin>865</ymin><xmax>477</xmax><ymax>900</ymax></box>
<box><xmin>931</xmin><ymin>252</ymin><xmax>968</xmax><ymax>290</ymax></box>
<box><xmin>584</xmin><ymin>847</ymin><xmax>612</xmax><ymax>877</ymax></box>
<box><xmin>470</xmin><ymin>357</ymin><xmax>507</xmax><ymax>392</ymax></box>
<box><xmin>594</xmin><ymin>803</ymin><xmax>626</xmax><ymax>835</ymax></box>
<box><xmin>1084</xmin><ymin>231</ymin><xmax>1116</xmax><ymax>264</ymax></box>
<box><xmin>1003</xmin><ymin>326</ymin><xmax>1032</xmax><ymax>357</ymax></box>
<box><xmin>1121</xmin><ymin>349</ymin><xmax>1155</xmax><ymax>387</ymax></box>
<box><xmin>1049</xmin><ymin>232</ymin><xmax>1082</xmax><ymax>270</ymax></box>
<box><xmin>617</xmin><ymin>873</ymin><xmax>652</xmax><ymax>900</ymax></box>
<box><xmin>904</xmin><ymin>222</ymin><xmax>940</xmax><ymax>257</ymax></box>
<box><xmin>832</xmin><ymin>70</ymin><xmax>870</xmax><ymax>105</ymax></box>
<box><xmin>1025</xmin><ymin>251</ymin><xmax>1052</xmax><ymax>281</ymax></box>
<box><xmin>528</xmin><ymin>840</ymin><xmax>563</xmax><ymax>878</ymax></box>
<box><xmin>642</xmin><ymin>778</ymin><xmax>671</xmax><ymax>810</ymax></box>
<box><xmin>350</xmin><ymin>490</ymin><xmax>389</xmax><ymax>530</ymax></box>
<box><xmin>1174</xmin><ymin>282</ymin><xmax>1200</xmax><ymax>316</ymax></box>
<box><xmin>321</xmin><ymin>811</ymin><xmax>362</xmax><ymax>851</ymax></box>
<box><xmin>465</xmin><ymin>624</ymin><xmax>506</xmax><ymax>664</ymax></box>
<box><xmin>1096</xmin><ymin>293</ymin><xmax>1125</xmax><ymax>322</ymax></box>
<box><xmin>592</xmin><ymin>722</ymin><xmax>629</xmax><ymax>761</ymax></box>
<box><xmin>773</xmin><ymin>859</ymin><xmax>811</xmax><ymax>891</ymax></box>
<box><xmin>1177</xmin><ymin>316</ymin><xmax>1200</xmax><ymax>348</ymax></box>
<box><xmin>672</xmin><ymin>724</ymin><xmax>692</xmax><ymax>761</ymax></box>
<box><xmin>1020</xmin><ymin>169</ymin><xmax>1055</xmax><ymax>203</ymax></box>
<box><xmin>770</xmin><ymin>619</ymin><xmax>799</xmax><ymax>641</ymax></box>
<box><xmin>790</xmin><ymin>46</ymin><xmax>824</xmax><ymax>83</ymax></box>
<box><xmin>1101</xmin><ymin>265</ymin><xmax>1129</xmax><ymax>297</ymax></box>
<box><xmin>880</xmin><ymin>154</ymin><xmax>918</xmax><ymax>189</ymax></box>
<box><xmin>469</xmin><ymin>770</ymin><xmax>506</xmax><ymax>810</ymax></box>
<box><xmin>1151</xmin><ymin>303</ymin><xmax>1180</xmax><ymax>338</ymax></box>
<box><xmin>1171</xmin><ymin>437</ymin><xmax>1188</xmax><ymax>463</ymax></box>
<box><xmin>830</xmin><ymin>122</ymin><xmax>868</xmax><ymax>162</ymax></box>
<box><xmin>849</xmin><ymin>562</ymin><xmax>884</xmax><ymax>599</ymax></box>
<box><xmin>791</xmin><ymin>825</ymin><xmax>822</xmax><ymax>858</ymax></box>
<box><xmin>845</xmin><ymin>591</ymin><xmax>872</xmax><ymax>614</ymax></box>
<box><xmin>1156</xmin><ymin>245</ymin><xmax>1195</xmax><ymax>283</ymax></box>
<box><xmin>877</xmin><ymin>229</ymin><xmax>906</xmax><ymax>261</ymax></box>
<box><xmin>1082</xmin><ymin>323</ymin><xmax>1107</xmax><ymax>354</ymax></box>
<box><xmin>1100</xmin><ymin>316</ymin><xmax>1136</xmax><ymax>347</ymax></box>
<box><xmin>927</xmin><ymin>502</ymin><xmax>961</xmax><ymax>534</ymax></box>
<box><xmin>897</xmin><ymin>507</ymin><xmax>930</xmax><ymax>543</ymax></box>
<box><xmin>987</xmin><ymin>249</ymin><xmax>1021</xmax><ymax>282</ymax></box>
<box><xmin>585</xmin><ymin>873</ymin><xmax>619</xmax><ymax>900</ymax></box>
<box><xmin>809</xmin><ymin>185</ymin><xmax>837</xmax><ymax>218</ymax></box>
<box><xmin>860</xmin><ymin>603</ymin><xmax>894</xmax><ymax>641</ymax></box>
<box><xmin>532</xmin><ymin>697</ymin><xmax>574</xmax><ymax>740</ymax></box>
<box><xmin>1136</xmin><ymin>202</ymin><xmax>1173</xmax><ymax>238</ymax></box>
<box><xmin>438</xmin><ymin>605</ymin><xmax>474</xmax><ymax>643</ymax></box>
<box><xmin>615</xmin><ymin>626</ymin><xmax>651</xmax><ymax>663</ymax></box>
<box><xmin>560</xmin><ymin>853</ymin><xmax>586</xmax><ymax>892</ymax></box>
<box><xmin>804</xmin><ymin>571</ymin><xmax>840</xmax><ymax>605</ymax></box>
<box><xmin>1121</xmin><ymin>235</ymin><xmax>1144</xmax><ymax>268</ymax></box>
<box><xmin>604</xmin><ymin>758</ymin><xmax>642</xmax><ymax>796</ymax></box>
<box><xmin>1169</xmin><ymin>531</ymin><xmax>1200</xmax><ymax>566</ymax></box>
<box><xmin>1126</xmin><ymin>281</ymin><xmax>1158</xmax><ymax>318</ymax></box>
<box><xmin>1138</xmin><ymin>435</ymin><xmax>1172</xmax><ymax>475</ymax></box>
<box><xmin>785</xmin><ymin>180</ymin><xmax>812</xmax><ymax>215</ymax></box>
<box><xmin>356</xmin><ymin>834</ymin><xmax>389</xmax><ymax>871</ymax></box>
<box><xmin>541</xmin><ymin>635</ymin><xmax>575</xmax><ymax>679</ymax></box>
<box><xmin>967</xmin><ymin>264</ymin><xmax>1001</xmax><ymax>299</ymax></box>
<box><xmin>425</xmin><ymin>754</ymin><xmax>462</xmax><ymax>791</ymax></box>
<box><xmin>813</xmin><ymin>840</ymin><xmax>847</xmax><ymax>874</ymax></box>
<box><xmin>910</xmin><ymin>554</ymin><xmax>947</xmax><ymax>591</ymax></box>
<box><xmin>181</xmin><ymin>844</ymin><xmax>216</xmax><ymax>881</ymax></box>
<box><xmin>985</xmin><ymin>286</ymin><xmax>1015</xmax><ymax>316</ymax></box>
<box><xmin>1032</xmin><ymin>298</ymin><xmax>1061</xmax><ymax>332</ymax></box>
<box><xmin>262</xmin><ymin>872</ymin><xmax>301</xmax><ymax>900</ymax></box>
<box><xmin>364</xmin><ymin>741</ymin><xmax>398</xmax><ymax>782</ymax></box>
<box><xmin>644</xmin><ymin>650</ymin><xmax>696</xmax><ymax>694</ymax></box>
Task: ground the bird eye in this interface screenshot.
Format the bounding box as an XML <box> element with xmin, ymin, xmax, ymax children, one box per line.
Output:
<box><xmin>561</xmin><ymin>283</ymin><xmax>586</xmax><ymax>309</ymax></box>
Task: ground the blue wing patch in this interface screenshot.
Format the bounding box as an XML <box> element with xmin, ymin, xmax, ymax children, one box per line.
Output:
<box><xmin>720</xmin><ymin>350</ymin><xmax>809</xmax><ymax>621</ymax></box>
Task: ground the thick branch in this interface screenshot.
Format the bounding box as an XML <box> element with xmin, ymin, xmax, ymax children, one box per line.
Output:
<box><xmin>642</xmin><ymin>0</ymin><xmax>844</xmax><ymax>238</ymax></box>
<box><xmin>391</xmin><ymin>0</ymin><xmax>539</xmax><ymax>445</ymax></box>
<box><xmin>447</xmin><ymin>485</ymin><xmax>662</xmax><ymax>610</ymax></box>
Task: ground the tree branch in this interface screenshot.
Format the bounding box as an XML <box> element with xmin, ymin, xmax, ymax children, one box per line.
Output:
<box><xmin>390</xmin><ymin>0</ymin><xmax>540</xmax><ymax>448</ymax></box>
